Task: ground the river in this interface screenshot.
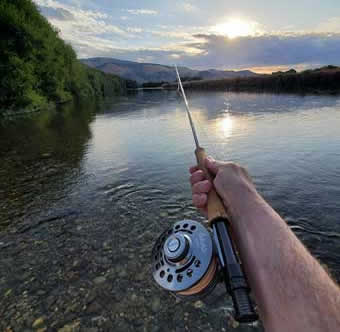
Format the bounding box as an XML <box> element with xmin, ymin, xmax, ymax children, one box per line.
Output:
<box><xmin>1</xmin><ymin>91</ymin><xmax>340</xmax><ymax>331</ymax></box>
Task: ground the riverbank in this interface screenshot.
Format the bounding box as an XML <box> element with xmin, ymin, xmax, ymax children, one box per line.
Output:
<box><xmin>1</xmin><ymin>1</ymin><xmax>129</xmax><ymax>116</ymax></box>
<box><xmin>164</xmin><ymin>66</ymin><xmax>340</xmax><ymax>95</ymax></box>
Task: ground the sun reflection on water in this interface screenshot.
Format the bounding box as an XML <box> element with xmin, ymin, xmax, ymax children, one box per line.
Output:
<box><xmin>217</xmin><ymin>114</ymin><xmax>233</xmax><ymax>139</ymax></box>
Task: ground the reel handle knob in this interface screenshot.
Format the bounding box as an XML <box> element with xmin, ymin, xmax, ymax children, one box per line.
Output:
<box><xmin>195</xmin><ymin>147</ymin><xmax>228</xmax><ymax>225</ymax></box>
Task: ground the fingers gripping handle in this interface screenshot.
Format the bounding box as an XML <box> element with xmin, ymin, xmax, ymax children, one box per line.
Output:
<box><xmin>195</xmin><ymin>147</ymin><xmax>228</xmax><ymax>225</ymax></box>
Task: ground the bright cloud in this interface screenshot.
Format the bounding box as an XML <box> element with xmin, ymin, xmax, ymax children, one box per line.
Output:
<box><xmin>210</xmin><ymin>18</ymin><xmax>264</xmax><ymax>38</ymax></box>
<box><xmin>125</xmin><ymin>9</ymin><xmax>158</xmax><ymax>15</ymax></box>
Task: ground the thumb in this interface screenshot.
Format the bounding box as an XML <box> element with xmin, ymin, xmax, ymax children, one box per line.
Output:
<box><xmin>205</xmin><ymin>156</ymin><xmax>223</xmax><ymax>175</ymax></box>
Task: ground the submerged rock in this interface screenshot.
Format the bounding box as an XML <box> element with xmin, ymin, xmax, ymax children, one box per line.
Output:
<box><xmin>151</xmin><ymin>297</ymin><xmax>161</xmax><ymax>312</ymax></box>
<box><xmin>93</xmin><ymin>276</ymin><xmax>106</xmax><ymax>284</ymax></box>
<box><xmin>193</xmin><ymin>300</ymin><xmax>204</xmax><ymax>309</ymax></box>
<box><xmin>41</xmin><ymin>153</ymin><xmax>51</xmax><ymax>159</ymax></box>
<box><xmin>57</xmin><ymin>320</ymin><xmax>80</xmax><ymax>332</ymax></box>
<box><xmin>32</xmin><ymin>317</ymin><xmax>44</xmax><ymax>328</ymax></box>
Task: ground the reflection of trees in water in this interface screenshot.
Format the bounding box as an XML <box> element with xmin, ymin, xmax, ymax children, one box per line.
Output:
<box><xmin>0</xmin><ymin>100</ymin><xmax>96</xmax><ymax>229</ymax></box>
<box><xmin>185</xmin><ymin>91</ymin><xmax>340</xmax><ymax>121</ymax></box>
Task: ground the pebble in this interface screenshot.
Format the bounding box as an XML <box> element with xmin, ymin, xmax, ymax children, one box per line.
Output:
<box><xmin>45</xmin><ymin>295</ymin><xmax>56</xmax><ymax>308</ymax></box>
<box><xmin>135</xmin><ymin>272</ymin><xmax>144</xmax><ymax>281</ymax></box>
<box><xmin>86</xmin><ymin>292</ymin><xmax>96</xmax><ymax>304</ymax></box>
<box><xmin>91</xmin><ymin>316</ymin><xmax>107</xmax><ymax>326</ymax></box>
<box><xmin>86</xmin><ymin>301</ymin><xmax>101</xmax><ymax>313</ymax></box>
<box><xmin>93</xmin><ymin>276</ymin><xmax>106</xmax><ymax>284</ymax></box>
<box><xmin>228</xmin><ymin>317</ymin><xmax>239</xmax><ymax>329</ymax></box>
<box><xmin>118</xmin><ymin>269</ymin><xmax>127</xmax><ymax>278</ymax></box>
<box><xmin>32</xmin><ymin>317</ymin><xmax>44</xmax><ymax>328</ymax></box>
<box><xmin>5</xmin><ymin>289</ymin><xmax>12</xmax><ymax>297</ymax></box>
<box><xmin>57</xmin><ymin>320</ymin><xmax>80</xmax><ymax>332</ymax></box>
<box><xmin>193</xmin><ymin>300</ymin><xmax>204</xmax><ymax>309</ymax></box>
<box><xmin>151</xmin><ymin>298</ymin><xmax>161</xmax><ymax>312</ymax></box>
<box><xmin>103</xmin><ymin>241</ymin><xmax>111</xmax><ymax>249</ymax></box>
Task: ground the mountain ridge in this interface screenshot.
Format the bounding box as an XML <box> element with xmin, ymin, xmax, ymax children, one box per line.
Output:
<box><xmin>80</xmin><ymin>57</ymin><xmax>258</xmax><ymax>84</ymax></box>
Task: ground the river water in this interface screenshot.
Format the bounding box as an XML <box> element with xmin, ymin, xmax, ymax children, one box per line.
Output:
<box><xmin>0</xmin><ymin>91</ymin><xmax>340</xmax><ymax>331</ymax></box>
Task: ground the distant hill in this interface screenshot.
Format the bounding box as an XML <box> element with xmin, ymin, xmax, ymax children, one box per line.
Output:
<box><xmin>80</xmin><ymin>58</ymin><xmax>258</xmax><ymax>84</ymax></box>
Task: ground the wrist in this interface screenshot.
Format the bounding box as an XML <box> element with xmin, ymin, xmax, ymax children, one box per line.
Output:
<box><xmin>222</xmin><ymin>182</ymin><xmax>262</xmax><ymax>223</ymax></box>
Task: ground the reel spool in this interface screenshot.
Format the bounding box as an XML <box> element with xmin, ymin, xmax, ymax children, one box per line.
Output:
<box><xmin>152</xmin><ymin>219</ymin><xmax>219</xmax><ymax>299</ymax></box>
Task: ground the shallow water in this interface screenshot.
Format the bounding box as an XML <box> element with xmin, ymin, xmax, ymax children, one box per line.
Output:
<box><xmin>0</xmin><ymin>91</ymin><xmax>340</xmax><ymax>331</ymax></box>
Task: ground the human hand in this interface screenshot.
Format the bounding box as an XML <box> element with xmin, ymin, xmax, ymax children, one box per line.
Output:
<box><xmin>189</xmin><ymin>157</ymin><xmax>256</xmax><ymax>218</ymax></box>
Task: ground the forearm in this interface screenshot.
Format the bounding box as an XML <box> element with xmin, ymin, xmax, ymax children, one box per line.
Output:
<box><xmin>227</xmin><ymin>187</ymin><xmax>340</xmax><ymax>331</ymax></box>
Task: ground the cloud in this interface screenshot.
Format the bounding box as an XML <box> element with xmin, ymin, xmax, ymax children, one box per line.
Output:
<box><xmin>150</xmin><ymin>30</ymin><xmax>193</xmax><ymax>40</ymax></box>
<box><xmin>39</xmin><ymin>6</ymin><xmax>74</xmax><ymax>20</ymax></box>
<box><xmin>35</xmin><ymin>0</ymin><xmax>108</xmax><ymax>19</ymax></box>
<box><xmin>34</xmin><ymin>1</ymin><xmax>340</xmax><ymax>71</ymax></box>
<box><xmin>179</xmin><ymin>3</ymin><xmax>197</xmax><ymax>12</ymax></box>
<box><xmin>33</xmin><ymin>0</ymin><xmax>143</xmax><ymax>54</ymax></box>
<box><xmin>68</xmin><ymin>31</ymin><xmax>340</xmax><ymax>70</ymax></box>
<box><xmin>315</xmin><ymin>17</ymin><xmax>340</xmax><ymax>33</ymax></box>
<box><xmin>181</xmin><ymin>33</ymin><xmax>340</xmax><ymax>68</ymax></box>
<box><xmin>127</xmin><ymin>27</ymin><xmax>143</xmax><ymax>33</ymax></box>
<box><xmin>125</xmin><ymin>9</ymin><xmax>158</xmax><ymax>15</ymax></box>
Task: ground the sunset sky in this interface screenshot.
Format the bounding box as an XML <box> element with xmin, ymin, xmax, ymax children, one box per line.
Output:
<box><xmin>34</xmin><ymin>0</ymin><xmax>340</xmax><ymax>73</ymax></box>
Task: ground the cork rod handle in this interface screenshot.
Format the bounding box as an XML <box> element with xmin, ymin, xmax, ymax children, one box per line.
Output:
<box><xmin>195</xmin><ymin>147</ymin><xmax>228</xmax><ymax>225</ymax></box>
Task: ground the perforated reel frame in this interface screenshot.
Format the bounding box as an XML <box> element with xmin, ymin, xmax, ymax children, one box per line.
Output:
<box><xmin>152</xmin><ymin>219</ymin><xmax>216</xmax><ymax>294</ymax></box>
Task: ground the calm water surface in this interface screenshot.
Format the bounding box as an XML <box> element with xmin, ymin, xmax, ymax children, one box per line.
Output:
<box><xmin>0</xmin><ymin>91</ymin><xmax>340</xmax><ymax>331</ymax></box>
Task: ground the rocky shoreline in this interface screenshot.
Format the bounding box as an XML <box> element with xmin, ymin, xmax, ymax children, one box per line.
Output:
<box><xmin>0</xmin><ymin>209</ymin><xmax>262</xmax><ymax>332</ymax></box>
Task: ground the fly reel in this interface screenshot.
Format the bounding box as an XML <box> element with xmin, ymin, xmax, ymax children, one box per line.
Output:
<box><xmin>152</xmin><ymin>219</ymin><xmax>258</xmax><ymax>323</ymax></box>
<box><xmin>152</xmin><ymin>220</ymin><xmax>219</xmax><ymax>299</ymax></box>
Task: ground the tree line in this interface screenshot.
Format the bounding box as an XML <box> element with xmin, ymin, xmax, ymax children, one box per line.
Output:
<box><xmin>0</xmin><ymin>0</ymin><xmax>130</xmax><ymax>113</ymax></box>
<box><xmin>164</xmin><ymin>66</ymin><xmax>340</xmax><ymax>94</ymax></box>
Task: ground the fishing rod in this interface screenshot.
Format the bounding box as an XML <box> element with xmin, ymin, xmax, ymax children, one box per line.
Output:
<box><xmin>151</xmin><ymin>66</ymin><xmax>258</xmax><ymax>323</ymax></box>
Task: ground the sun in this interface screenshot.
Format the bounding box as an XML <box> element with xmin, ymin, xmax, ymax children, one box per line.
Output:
<box><xmin>212</xmin><ymin>18</ymin><xmax>257</xmax><ymax>39</ymax></box>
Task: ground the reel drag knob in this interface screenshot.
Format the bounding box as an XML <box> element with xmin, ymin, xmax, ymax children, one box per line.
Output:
<box><xmin>152</xmin><ymin>220</ymin><xmax>218</xmax><ymax>299</ymax></box>
<box><xmin>163</xmin><ymin>233</ymin><xmax>188</xmax><ymax>262</ymax></box>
